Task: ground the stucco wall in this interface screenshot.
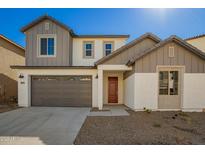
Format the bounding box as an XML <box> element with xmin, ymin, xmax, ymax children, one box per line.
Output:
<box><xmin>17</xmin><ymin>69</ymin><xmax>98</xmax><ymax>107</ymax></box>
<box><xmin>123</xmin><ymin>74</ymin><xmax>135</xmax><ymax>109</ymax></box>
<box><xmin>72</xmin><ymin>38</ymin><xmax>126</xmax><ymax>66</ymax></box>
<box><xmin>18</xmin><ymin>73</ymin><xmax>30</xmax><ymax>107</ymax></box>
<box><xmin>123</xmin><ymin>72</ymin><xmax>205</xmax><ymax>112</ymax></box>
<box><xmin>0</xmin><ymin>43</ymin><xmax>25</xmax><ymax>103</ymax></box>
<box><xmin>134</xmin><ymin>73</ymin><xmax>158</xmax><ymax>110</ymax></box>
<box><xmin>103</xmin><ymin>71</ymin><xmax>123</xmax><ymax>104</ymax></box>
<box><xmin>183</xmin><ymin>73</ymin><xmax>205</xmax><ymax>111</ymax></box>
<box><xmin>123</xmin><ymin>73</ymin><xmax>158</xmax><ymax>111</ymax></box>
<box><xmin>187</xmin><ymin>37</ymin><xmax>205</xmax><ymax>53</ymax></box>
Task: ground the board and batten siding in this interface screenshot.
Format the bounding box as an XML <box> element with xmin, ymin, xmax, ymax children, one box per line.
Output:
<box><xmin>103</xmin><ymin>38</ymin><xmax>157</xmax><ymax>65</ymax></box>
<box><xmin>25</xmin><ymin>19</ymin><xmax>72</xmax><ymax>66</ymax></box>
<box><xmin>186</xmin><ymin>36</ymin><xmax>205</xmax><ymax>53</ymax></box>
<box><xmin>134</xmin><ymin>42</ymin><xmax>205</xmax><ymax>73</ymax></box>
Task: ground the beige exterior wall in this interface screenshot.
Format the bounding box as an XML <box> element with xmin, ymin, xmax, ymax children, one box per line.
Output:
<box><xmin>134</xmin><ymin>73</ymin><xmax>158</xmax><ymax>110</ymax></box>
<box><xmin>0</xmin><ymin>39</ymin><xmax>25</xmax><ymax>103</ymax></box>
<box><xmin>72</xmin><ymin>38</ymin><xmax>126</xmax><ymax>66</ymax></box>
<box><xmin>103</xmin><ymin>71</ymin><xmax>123</xmax><ymax>104</ymax></box>
<box><xmin>187</xmin><ymin>36</ymin><xmax>205</xmax><ymax>53</ymax></box>
<box><xmin>104</xmin><ymin>38</ymin><xmax>157</xmax><ymax>64</ymax></box>
<box><xmin>124</xmin><ymin>72</ymin><xmax>205</xmax><ymax>112</ymax></box>
<box><xmin>183</xmin><ymin>73</ymin><xmax>205</xmax><ymax>111</ymax></box>
<box><xmin>135</xmin><ymin>41</ymin><xmax>205</xmax><ymax>73</ymax></box>
<box><xmin>123</xmin><ymin>74</ymin><xmax>135</xmax><ymax>109</ymax></box>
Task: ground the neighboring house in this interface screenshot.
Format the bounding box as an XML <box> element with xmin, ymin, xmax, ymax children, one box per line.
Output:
<box><xmin>186</xmin><ymin>34</ymin><xmax>205</xmax><ymax>52</ymax></box>
<box><xmin>0</xmin><ymin>35</ymin><xmax>25</xmax><ymax>104</ymax></box>
<box><xmin>12</xmin><ymin>15</ymin><xmax>205</xmax><ymax>112</ymax></box>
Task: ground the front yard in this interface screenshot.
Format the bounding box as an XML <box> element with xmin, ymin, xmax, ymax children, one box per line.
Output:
<box><xmin>74</xmin><ymin>110</ymin><xmax>205</xmax><ymax>145</ymax></box>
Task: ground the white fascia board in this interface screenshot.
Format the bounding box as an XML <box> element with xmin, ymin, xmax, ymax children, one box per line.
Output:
<box><xmin>97</xmin><ymin>64</ymin><xmax>132</xmax><ymax>71</ymax></box>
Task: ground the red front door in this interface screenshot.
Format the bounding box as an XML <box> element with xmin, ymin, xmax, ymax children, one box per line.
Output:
<box><xmin>108</xmin><ymin>77</ymin><xmax>118</xmax><ymax>103</ymax></box>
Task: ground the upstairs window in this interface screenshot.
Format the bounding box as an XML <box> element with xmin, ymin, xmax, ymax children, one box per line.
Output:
<box><xmin>38</xmin><ymin>34</ymin><xmax>56</xmax><ymax>57</ymax></box>
<box><xmin>104</xmin><ymin>42</ymin><xmax>113</xmax><ymax>56</ymax></box>
<box><xmin>83</xmin><ymin>41</ymin><xmax>94</xmax><ymax>58</ymax></box>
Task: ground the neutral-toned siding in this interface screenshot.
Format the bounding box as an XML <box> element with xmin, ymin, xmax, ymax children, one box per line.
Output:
<box><xmin>103</xmin><ymin>38</ymin><xmax>157</xmax><ymax>64</ymax></box>
<box><xmin>0</xmin><ymin>38</ymin><xmax>25</xmax><ymax>103</ymax></box>
<box><xmin>72</xmin><ymin>38</ymin><xmax>126</xmax><ymax>66</ymax></box>
<box><xmin>69</xmin><ymin>37</ymin><xmax>73</xmax><ymax>65</ymax></box>
<box><xmin>134</xmin><ymin>42</ymin><xmax>205</xmax><ymax>73</ymax></box>
<box><xmin>26</xmin><ymin>19</ymin><xmax>71</xmax><ymax>66</ymax></box>
<box><xmin>123</xmin><ymin>64</ymin><xmax>135</xmax><ymax>79</ymax></box>
<box><xmin>186</xmin><ymin>36</ymin><xmax>205</xmax><ymax>53</ymax></box>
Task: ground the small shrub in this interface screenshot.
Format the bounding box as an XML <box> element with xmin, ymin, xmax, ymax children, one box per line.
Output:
<box><xmin>143</xmin><ymin>107</ymin><xmax>152</xmax><ymax>113</ymax></box>
<box><xmin>180</xmin><ymin>116</ymin><xmax>192</xmax><ymax>124</ymax></box>
<box><xmin>153</xmin><ymin>123</ymin><xmax>161</xmax><ymax>128</ymax></box>
<box><xmin>179</xmin><ymin>112</ymin><xmax>189</xmax><ymax>117</ymax></box>
<box><xmin>146</xmin><ymin>109</ymin><xmax>152</xmax><ymax>113</ymax></box>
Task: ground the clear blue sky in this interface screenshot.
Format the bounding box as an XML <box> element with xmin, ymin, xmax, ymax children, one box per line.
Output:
<box><xmin>1</xmin><ymin>8</ymin><xmax>205</xmax><ymax>47</ymax></box>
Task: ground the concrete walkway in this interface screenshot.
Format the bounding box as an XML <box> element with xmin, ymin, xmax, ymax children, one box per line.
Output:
<box><xmin>0</xmin><ymin>107</ymin><xmax>90</xmax><ymax>145</ymax></box>
<box><xmin>89</xmin><ymin>105</ymin><xmax>130</xmax><ymax>116</ymax></box>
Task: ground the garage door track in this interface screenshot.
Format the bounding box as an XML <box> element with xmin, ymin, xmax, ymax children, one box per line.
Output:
<box><xmin>0</xmin><ymin>107</ymin><xmax>90</xmax><ymax>145</ymax></box>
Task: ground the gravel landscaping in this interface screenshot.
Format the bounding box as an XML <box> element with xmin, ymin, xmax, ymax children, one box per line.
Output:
<box><xmin>74</xmin><ymin>110</ymin><xmax>205</xmax><ymax>145</ymax></box>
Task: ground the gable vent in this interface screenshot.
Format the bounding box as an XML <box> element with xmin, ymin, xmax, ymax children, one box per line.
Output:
<box><xmin>169</xmin><ymin>46</ymin><xmax>175</xmax><ymax>57</ymax></box>
<box><xmin>45</xmin><ymin>22</ymin><xmax>50</xmax><ymax>30</ymax></box>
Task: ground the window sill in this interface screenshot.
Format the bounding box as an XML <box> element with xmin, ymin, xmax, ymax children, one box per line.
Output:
<box><xmin>37</xmin><ymin>55</ymin><xmax>56</xmax><ymax>58</ymax></box>
<box><xmin>83</xmin><ymin>56</ymin><xmax>94</xmax><ymax>59</ymax></box>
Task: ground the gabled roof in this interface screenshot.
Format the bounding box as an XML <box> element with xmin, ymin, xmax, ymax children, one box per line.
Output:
<box><xmin>185</xmin><ymin>34</ymin><xmax>205</xmax><ymax>41</ymax></box>
<box><xmin>127</xmin><ymin>35</ymin><xmax>205</xmax><ymax>66</ymax></box>
<box><xmin>95</xmin><ymin>33</ymin><xmax>161</xmax><ymax>65</ymax></box>
<box><xmin>21</xmin><ymin>15</ymin><xmax>130</xmax><ymax>39</ymax></box>
<box><xmin>0</xmin><ymin>34</ymin><xmax>25</xmax><ymax>51</ymax></box>
<box><xmin>73</xmin><ymin>35</ymin><xmax>130</xmax><ymax>38</ymax></box>
<box><xmin>21</xmin><ymin>15</ymin><xmax>75</xmax><ymax>35</ymax></box>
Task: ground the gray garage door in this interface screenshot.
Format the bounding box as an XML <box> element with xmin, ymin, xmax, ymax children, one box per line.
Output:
<box><xmin>31</xmin><ymin>76</ymin><xmax>92</xmax><ymax>107</ymax></box>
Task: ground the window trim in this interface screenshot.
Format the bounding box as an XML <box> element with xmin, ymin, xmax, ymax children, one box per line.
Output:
<box><xmin>37</xmin><ymin>34</ymin><xmax>57</xmax><ymax>58</ymax></box>
<box><xmin>83</xmin><ymin>41</ymin><xmax>94</xmax><ymax>59</ymax></box>
<box><xmin>103</xmin><ymin>41</ymin><xmax>114</xmax><ymax>56</ymax></box>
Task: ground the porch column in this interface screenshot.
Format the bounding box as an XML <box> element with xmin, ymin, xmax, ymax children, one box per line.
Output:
<box><xmin>97</xmin><ymin>69</ymin><xmax>103</xmax><ymax>110</ymax></box>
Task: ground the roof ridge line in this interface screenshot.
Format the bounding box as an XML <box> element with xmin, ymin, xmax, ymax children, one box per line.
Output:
<box><xmin>0</xmin><ymin>34</ymin><xmax>25</xmax><ymax>50</ymax></box>
<box><xmin>127</xmin><ymin>35</ymin><xmax>205</xmax><ymax>66</ymax></box>
<box><xmin>95</xmin><ymin>32</ymin><xmax>161</xmax><ymax>65</ymax></box>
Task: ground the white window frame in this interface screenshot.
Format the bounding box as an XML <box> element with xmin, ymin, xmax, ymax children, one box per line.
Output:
<box><xmin>103</xmin><ymin>41</ymin><xmax>114</xmax><ymax>56</ymax></box>
<box><xmin>83</xmin><ymin>41</ymin><xmax>94</xmax><ymax>59</ymax></box>
<box><xmin>37</xmin><ymin>34</ymin><xmax>57</xmax><ymax>58</ymax></box>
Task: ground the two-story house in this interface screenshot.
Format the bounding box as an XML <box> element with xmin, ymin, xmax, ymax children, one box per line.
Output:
<box><xmin>12</xmin><ymin>15</ymin><xmax>205</xmax><ymax>112</ymax></box>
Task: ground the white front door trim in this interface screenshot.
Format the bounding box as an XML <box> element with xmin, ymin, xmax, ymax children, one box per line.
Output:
<box><xmin>97</xmin><ymin>69</ymin><xmax>103</xmax><ymax>110</ymax></box>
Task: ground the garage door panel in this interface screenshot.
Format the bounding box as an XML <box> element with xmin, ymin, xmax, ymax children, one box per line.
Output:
<box><xmin>31</xmin><ymin>76</ymin><xmax>92</xmax><ymax>107</ymax></box>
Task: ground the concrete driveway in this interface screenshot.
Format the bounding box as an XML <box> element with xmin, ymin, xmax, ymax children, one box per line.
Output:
<box><xmin>0</xmin><ymin>107</ymin><xmax>90</xmax><ymax>145</ymax></box>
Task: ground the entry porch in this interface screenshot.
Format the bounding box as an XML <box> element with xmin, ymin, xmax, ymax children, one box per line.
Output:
<box><xmin>97</xmin><ymin>65</ymin><xmax>132</xmax><ymax>110</ymax></box>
